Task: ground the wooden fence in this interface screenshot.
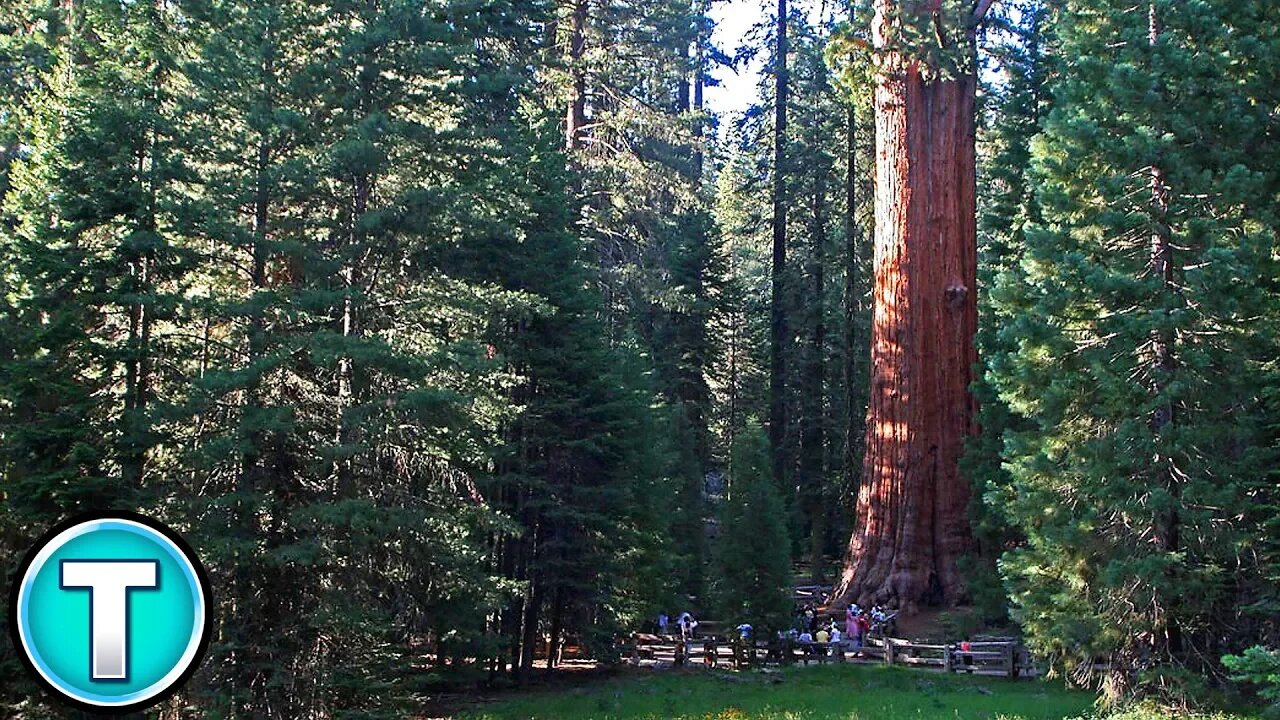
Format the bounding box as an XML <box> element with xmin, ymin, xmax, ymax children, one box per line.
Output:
<box><xmin>620</xmin><ymin>631</ymin><xmax>1036</xmax><ymax>679</ymax></box>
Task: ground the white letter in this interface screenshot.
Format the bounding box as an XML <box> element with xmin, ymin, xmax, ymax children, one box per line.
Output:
<box><xmin>61</xmin><ymin>560</ymin><xmax>158</xmax><ymax>680</ymax></box>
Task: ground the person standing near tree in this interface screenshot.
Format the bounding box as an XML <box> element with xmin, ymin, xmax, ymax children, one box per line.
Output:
<box><xmin>678</xmin><ymin>611</ymin><xmax>698</xmax><ymax>640</ymax></box>
<box><xmin>851</xmin><ymin>609</ymin><xmax>869</xmax><ymax>656</ymax></box>
<box><xmin>829</xmin><ymin>624</ymin><xmax>844</xmax><ymax>658</ymax></box>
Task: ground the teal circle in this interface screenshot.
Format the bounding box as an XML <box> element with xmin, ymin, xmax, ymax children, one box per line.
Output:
<box><xmin>16</xmin><ymin>518</ymin><xmax>207</xmax><ymax>708</ymax></box>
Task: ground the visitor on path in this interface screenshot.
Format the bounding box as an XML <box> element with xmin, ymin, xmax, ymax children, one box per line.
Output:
<box><xmin>856</xmin><ymin>612</ymin><xmax>872</xmax><ymax>654</ymax></box>
<box><xmin>849</xmin><ymin>609</ymin><xmax>867</xmax><ymax>655</ymax></box>
<box><xmin>798</xmin><ymin>629</ymin><xmax>816</xmax><ymax>658</ymax></box>
<box><xmin>803</xmin><ymin>605</ymin><xmax>818</xmax><ymax>633</ymax></box>
<box><xmin>815</xmin><ymin>627</ymin><xmax>830</xmax><ymax>655</ymax></box>
<box><xmin>677</xmin><ymin>611</ymin><xmax>698</xmax><ymax>640</ymax></box>
<box><xmin>658</xmin><ymin>612</ymin><xmax>669</xmax><ymax>635</ymax></box>
<box><xmin>736</xmin><ymin>623</ymin><xmax>753</xmax><ymax>641</ymax></box>
<box><xmin>869</xmin><ymin>606</ymin><xmax>895</xmax><ymax>637</ymax></box>
<box><xmin>845</xmin><ymin>605</ymin><xmax>858</xmax><ymax>638</ymax></box>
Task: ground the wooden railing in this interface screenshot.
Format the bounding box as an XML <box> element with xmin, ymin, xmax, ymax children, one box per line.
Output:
<box><xmin>620</xmin><ymin>632</ymin><xmax>1036</xmax><ymax>678</ymax></box>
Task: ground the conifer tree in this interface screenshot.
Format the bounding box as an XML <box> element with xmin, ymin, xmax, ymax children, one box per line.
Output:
<box><xmin>712</xmin><ymin>422</ymin><xmax>793</xmax><ymax>632</ymax></box>
<box><xmin>833</xmin><ymin>0</ymin><xmax>996</xmax><ymax>613</ymax></box>
<box><xmin>990</xmin><ymin>0</ymin><xmax>1280</xmax><ymax>699</ymax></box>
<box><xmin>550</xmin><ymin>0</ymin><xmax>717</xmax><ymax>604</ymax></box>
<box><xmin>964</xmin><ymin>0</ymin><xmax>1055</xmax><ymax>621</ymax></box>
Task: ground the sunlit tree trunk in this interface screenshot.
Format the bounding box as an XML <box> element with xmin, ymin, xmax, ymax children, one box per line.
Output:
<box><xmin>834</xmin><ymin>0</ymin><xmax>989</xmax><ymax>612</ymax></box>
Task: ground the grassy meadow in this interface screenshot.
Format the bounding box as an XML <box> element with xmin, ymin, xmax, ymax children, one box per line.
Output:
<box><xmin>464</xmin><ymin>663</ymin><xmax>1089</xmax><ymax>720</ymax></box>
<box><xmin>461</xmin><ymin>663</ymin><xmax>1265</xmax><ymax>720</ymax></box>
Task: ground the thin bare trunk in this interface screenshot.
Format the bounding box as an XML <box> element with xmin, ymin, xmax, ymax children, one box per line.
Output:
<box><xmin>566</xmin><ymin>0</ymin><xmax>588</xmax><ymax>150</ymax></box>
<box><xmin>803</xmin><ymin>99</ymin><xmax>829</xmax><ymax>584</ymax></box>
<box><xmin>842</xmin><ymin>82</ymin><xmax>862</xmax><ymax>503</ymax></box>
<box><xmin>546</xmin><ymin>585</ymin><xmax>564</xmax><ymax>674</ymax></box>
<box><xmin>769</xmin><ymin>0</ymin><xmax>790</xmax><ymax>489</ymax></box>
<box><xmin>1146</xmin><ymin>0</ymin><xmax>1180</xmax><ymax>659</ymax></box>
<box><xmin>693</xmin><ymin>0</ymin><xmax>707</xmax><ymax>176</ymax></box>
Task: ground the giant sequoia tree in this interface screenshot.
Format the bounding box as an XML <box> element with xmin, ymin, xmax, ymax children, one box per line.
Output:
<box><xmin>834</xmin><ymin>0</ymin><xmax>995</xmax><ymax>611</ymax></box>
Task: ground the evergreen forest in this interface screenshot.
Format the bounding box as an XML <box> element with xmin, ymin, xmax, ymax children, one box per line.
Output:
<box><xmin>1</xmin><ymin>0</ymin><xmax>1278</xmax><ymax>717</ymax></box>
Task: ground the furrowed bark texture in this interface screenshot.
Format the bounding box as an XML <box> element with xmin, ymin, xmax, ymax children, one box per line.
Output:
<box><xmin>833</xmin><ymin>0</ymin><xmax>979</xmax><ymax>613</ymax></box>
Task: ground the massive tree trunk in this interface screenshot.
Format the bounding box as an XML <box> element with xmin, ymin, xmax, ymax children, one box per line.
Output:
<box><xmin>833</xmin><ymin>0</ymin><xmax>986</xmax><ymax>613</ymax></box>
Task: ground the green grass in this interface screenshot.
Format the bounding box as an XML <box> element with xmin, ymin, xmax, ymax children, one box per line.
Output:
<box><xmin>461</xmin><ymin>664</ymin><xmax>1268</xmax><ymax>720</ymax></box>
<box><xmin>462</xmin><ymin>663</ymin><xmax>1097</xmax><ymax>720</ymax></box>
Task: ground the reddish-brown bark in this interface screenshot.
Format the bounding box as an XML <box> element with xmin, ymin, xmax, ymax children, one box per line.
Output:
<box><xmin>832</xmin><ymin>0</ymin><xmax>981</xmax><ymax>613</ymax></box>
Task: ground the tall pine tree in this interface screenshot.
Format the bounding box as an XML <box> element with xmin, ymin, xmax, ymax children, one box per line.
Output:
<box><xmin>991</xmin><ymin>0</ymin><xmax>1280</xmax><ymax>700</ymax></box>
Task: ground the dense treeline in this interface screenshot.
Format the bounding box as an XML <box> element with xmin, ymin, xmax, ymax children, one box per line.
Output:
<box><xmin>0</xmin><ymin>0</ymin><xmax>715</xmax><ymax>715</ymax></box>
<box><xmin>1</xmin><ymin>0</ymin><xmax>1279</xmax><ymax>716</ymax></box>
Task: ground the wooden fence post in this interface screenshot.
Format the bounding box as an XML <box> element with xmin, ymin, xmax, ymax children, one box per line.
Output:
<box><xmin>1004</xmin><ymin>642</ymin><xmax>1015</xmax><ymax>678</ymax></box>
<box><xmin>885</xmin><ymin>639</ymin><xmax>895</xmax><ymax>667</ymax></box>
<box><xmin>943</xmin><ymin>645</ymin><xmax>952</xmax><ymax>673</ymax></box>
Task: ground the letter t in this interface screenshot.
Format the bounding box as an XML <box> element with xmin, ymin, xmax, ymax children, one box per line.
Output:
<box><xmin>61</xmin><ymin>560</ymin><xmax>158</xmax><ymax>680</ymax></box>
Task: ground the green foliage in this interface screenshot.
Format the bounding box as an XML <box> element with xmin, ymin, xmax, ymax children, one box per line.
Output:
<box><xmin>1073</xmin><ymin>708</ymin><xmax>1261</xmax><ymax>720</ymax></box>
<box><xmin>555</xmin><ymin>0</ymin><xmax>721</xmax><ymax>602</ymax></box>
<box><xmin>965</xmin><ymin>0</ymin><xmax>1057</xmax><ymax>627</ymax></box>
<box><xmin>711</xmin><ymin>4</ymin><xmax>873</xmax><ymax>569</ymax></box>
<box><xmin>0</xmin><ymin>0</ymin><xmax>698</xmax><ymax>714</ymax></box>
<box><xmin>986</xmin><ymin>0</ymin><xmax>1280</xmax><ymax>701</ymax></box>
<box><xmin>1223</xmin><ymin>647</ymin><xmax>1280</xmax><ymax>711</ymax></box>
<box><xmin>710</xmin><ymin>422</ymin><xmax>792</xmax><ymax>631</ymax></box>
<box><xmin>6</xmin><ymin>0</ymin><xmax>1278</xmax><ymax>717</ymax></box>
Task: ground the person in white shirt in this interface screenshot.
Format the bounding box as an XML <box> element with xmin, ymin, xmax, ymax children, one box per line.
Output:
<box><xmin>677</xmin><ymin>611</ymin><xmax>698</xmax><ymax>640</ymax></box>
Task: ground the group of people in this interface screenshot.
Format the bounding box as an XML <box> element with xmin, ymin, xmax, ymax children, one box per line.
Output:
<box><xmin>656</xmin><ymin>611</ymin><xmax>699</xmax><ymax>640</ymax></box>
<box><xmin>779</xmin><ymin>602</ymin><xmax>891</xmax><ymax>657</ymax></box>
<box><xmin>843</xmin><ymin>604</ymin><xmax>882</xmax><ymax>655</ymax></box>
<box><xmin>656</xmin><ymin>601</ymin><xmax>893</xmax><ymax>660</ymax></box>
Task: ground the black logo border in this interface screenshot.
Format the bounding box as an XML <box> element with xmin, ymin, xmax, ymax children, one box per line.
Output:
<box><xmin>7</xmin><ymin>510</ymin><xmax>214</xmax><ymax>715</ymax></box>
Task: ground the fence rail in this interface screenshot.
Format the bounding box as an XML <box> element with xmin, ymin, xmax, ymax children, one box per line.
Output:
<box><xmin>620</xmin><ymin>631</ymin><xmax>1036</xmax><ymax>678</ymax></box>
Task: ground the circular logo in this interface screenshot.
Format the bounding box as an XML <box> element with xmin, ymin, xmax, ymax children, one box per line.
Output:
<box><xmin>9</xmin><ymin>512</ymin><xmax>212</xmax><ymax>712</ymax></box>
